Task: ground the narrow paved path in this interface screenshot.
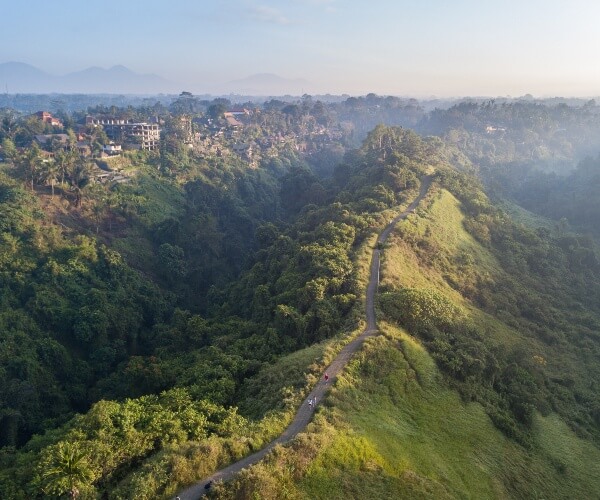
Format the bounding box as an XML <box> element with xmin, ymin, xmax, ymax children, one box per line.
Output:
<box><xmin>177</xmin><ymin>176</ymin><xmax>432</xmax><ymax>499</ymax></box>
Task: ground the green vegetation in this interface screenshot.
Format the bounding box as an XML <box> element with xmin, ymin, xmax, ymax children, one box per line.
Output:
<box><xmin>214</xmin><ymin>129</ymin><xmax>600</xmax><ymax>498</ymax></box>
<box><xmin>378</xmin><ymin>171</ymin><xmax>600</xmax><ymax>445</ymax></box>
<box><xmin>214</xmin><ymin>168</ymin><xmax>600</xmax><ymax>497</ymax></box>
<box><xmin>421</xmin><ymin>99</ymin><xmax>600</xmax><ymax>170</ymax></box>
<box><xmin>487</xmin><ymin>155</ymin><xmax>600</xmax><ymax>237</ymax></box>
<box><xmin>216</xmin><ymin>325</ymin><xmax>600</xmax><ymax>499</ymax></box>
<box><xmin>0</xmin><ymin>172</ymin><xmax>171</xmax><ymax>448</ymax></box>
<box><xmin>0</xmin><ymin>120</ymin><xmax>443</xmax><ymax>497</ymax></box>
<box><xmin>1</xmin><ymin>96</ymin><xmax>600</xmax><ymax>500</ymax></box>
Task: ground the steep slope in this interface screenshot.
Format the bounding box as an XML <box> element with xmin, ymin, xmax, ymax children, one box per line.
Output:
<box><xmin>175</xmin><ymin>178</ymin><xmax>433</xmax><ymax>499</ymax></box>
<box><xmin>213</xmin><ymin>152</ymin><xmax>600</xmax><ymax>498</ymax></box>
<box><xmin>220</xmin><ymin>323</ymin><xmax>600</xmax><ymax>499</ymax></box>
<box><xmin>3</xmin><ymin>125</ymin><xmax>598</xmax><ymax>499</ymax></box>
<box><xmin>0</xmin><ymin>127</ymin><xmax>439</xmax><ymax>498</ymax></box>
<box><xmin>0</xmin><ymin>173</ymin><xmax>172</xmax><ymax>448</ymax></box>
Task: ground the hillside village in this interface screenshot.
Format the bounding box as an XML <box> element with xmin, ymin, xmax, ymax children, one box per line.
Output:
<box><xmin>0</xmin><ymin>94</ymin><xmax>352</xmax><ymax>193</ymax></box>
<box><xmin>28</xmin><ymin>102</ymin><xmax>347</xmax><ymax>160</ymax></box>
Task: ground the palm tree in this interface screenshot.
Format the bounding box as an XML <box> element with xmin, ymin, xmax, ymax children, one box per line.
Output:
<box><xmin>67</xmin><ymin>161</ymin><xmax>91</xmax><ymax>208</ymax></box>
<box><xmin>16</xmin><ymin>143</ymin><xmax>44</xmax><ymax>190</ymax></box>
<box><xmin>54</xmin><ymin>149</ymin><xmax>77</xmax><ymax>186</ymax></box>
<box><xmin>41</xmin><ymin>158</ymin><xmax>60</xmax><ymax>196</ymax></box>
<box><xmin>39</xmin><ymin>441</ymin><xmax>95</xmax><ymax>499</ymax></box>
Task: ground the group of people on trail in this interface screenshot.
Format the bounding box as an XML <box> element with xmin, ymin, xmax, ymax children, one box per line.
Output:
<box><xmin>308</xmin><ymin>372</ymin><xmax>331</xmax><ymax>408</ymax></box>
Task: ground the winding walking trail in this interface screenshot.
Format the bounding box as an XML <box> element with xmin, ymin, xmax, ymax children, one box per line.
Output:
<box><xmin>177</xmin><ymin>176</ymin><xmax>433</xmax><ymax>499</ymax></box>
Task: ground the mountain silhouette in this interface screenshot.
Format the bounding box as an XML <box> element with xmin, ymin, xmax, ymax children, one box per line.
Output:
<box><xmin>0</xmin><ymin>62</ymin><xmax>177</xmax><ymax>94</ymax></box>
<box><xmin>0</xmin><ymin>63</ymin><xmax>312</xmax><ymax>96</ymax></box>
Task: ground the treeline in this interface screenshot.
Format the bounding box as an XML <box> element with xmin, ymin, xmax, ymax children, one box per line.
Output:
<box><xmin>485</xmin><ymin>155</ymin><xmax>600</xmax><ymax>236</ymax></box>
<box><xmin>419</xmin><ymin>99</ymin><xmax>600</xmax><ymax>170</ymax></box>
<box><xmin>418</xmin><ymin>100</ymin><xmax>600</xmax><ymax>240</ymax></box>
<box><xmin>5</xmin><ymin>94</ymin><xmax>600</xmax><ymax>179</ymax></box>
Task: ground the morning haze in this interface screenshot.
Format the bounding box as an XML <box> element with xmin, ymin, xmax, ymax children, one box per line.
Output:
<box><xmin>2</xmin><ymin>2</ymin><xmax>600</xmax><ymax>500</ymax></box>
<box><xmin>2</xmin><ymin>0</ymin><xmax>600</xmax><ymax>96</ymax></box>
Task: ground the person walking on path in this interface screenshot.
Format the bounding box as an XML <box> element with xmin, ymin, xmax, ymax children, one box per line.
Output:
<box><xmin>173</xmin><ymin>177</ymin><xmax>433</xmax><ymax>500</ymax></box>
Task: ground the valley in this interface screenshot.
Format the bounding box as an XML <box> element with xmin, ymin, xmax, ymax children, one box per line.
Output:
<box><xmin>0</xmin><ymin>98</ymin><xmax>599</xmax><ymax>499</ymax></box>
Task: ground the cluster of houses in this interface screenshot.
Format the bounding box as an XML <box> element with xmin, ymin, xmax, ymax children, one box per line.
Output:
<box><xmin>0</xmin><ymin>106</ymin><xmax>350</xmax><ymax>189</ymax></box>
<box><xmin>193</xmin><ymin>108</ymin><xmax>346</xmax><ymax>164</ymax></box>
<box><xmin>26</xmin><ymin>107</ymin><xmax>346</xmax><ymax>168</ymax></box>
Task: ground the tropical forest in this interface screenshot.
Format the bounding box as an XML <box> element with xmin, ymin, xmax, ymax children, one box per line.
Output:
<box><xmin>0</xmin><ymin>93</ymin><xmax>599</xmax><ymax>500</ymax></box>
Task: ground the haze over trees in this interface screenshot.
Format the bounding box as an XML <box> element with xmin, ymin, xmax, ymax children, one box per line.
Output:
<box><xmin>0</xmin><ymin>94</ymin><xmax>599</xmax><ymax>498</ymax></box>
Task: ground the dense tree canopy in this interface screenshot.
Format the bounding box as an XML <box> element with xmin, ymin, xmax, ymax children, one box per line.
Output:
<box><xmin>0</xmin><ymin>92</ymin><xmax>599</xmax><ymax>498</ymax></box>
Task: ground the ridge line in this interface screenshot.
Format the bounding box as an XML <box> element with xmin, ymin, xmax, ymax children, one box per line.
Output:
<box><xmin>176</xmin><ymin>175</ymin><xmax>433</xmax><ymax>499</ymax></box>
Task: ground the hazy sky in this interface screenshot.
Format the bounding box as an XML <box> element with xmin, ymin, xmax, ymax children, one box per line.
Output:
<box><xmin>3</xmin><ymin>0</ymin><xmax>600</xmax><ymax>96</ymax></box>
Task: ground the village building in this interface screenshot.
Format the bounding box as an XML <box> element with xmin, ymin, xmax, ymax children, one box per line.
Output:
<box><xmin>223</xmin><ymin>113</ymin><xmax>243</xmax><ymax>128</ymax></box>
<box><xmin>102</xmin><ymin>143</ymin><xmax>122</xmax><ymax>156</ymax></box>
<box><xmin>86</xmin><ymin>115</ymin><xmax>160</xmax><ymax>151</ymax></box>
<box><xmin>34</xmin><ymin>111</ymin><xmax>63</xmax><ymax>127</ymax></box>
<box><xmin>33</xmin><ymin>133</ymin><xmax>69</xmax><ymax>150</ymax></box>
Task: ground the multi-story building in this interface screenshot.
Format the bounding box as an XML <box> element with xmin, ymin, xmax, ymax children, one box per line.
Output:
<box><xmin>86</xmin><ymin>116</ymin><xmax>160</xmax><ymax>151</ymax></box>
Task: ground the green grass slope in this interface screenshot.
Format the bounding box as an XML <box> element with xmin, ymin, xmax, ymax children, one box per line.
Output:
<box><xmin>305</xmin><ymin>326</ymin><xmax>600</xmax><ymax>500</ymax></box>
<box><xmin>216</xmin><ymin>181</ymin><xmax>600</xmax><ymax>499</ymax></box>
<box><xmin>218</xmin><ymin>324</ymin><xmax>600</xmax><ymax>499</ymax></box>
<box><xmin>382</xmin><ymin>184</ymin><xmax>600</xmax><ymax>442</ymax></box>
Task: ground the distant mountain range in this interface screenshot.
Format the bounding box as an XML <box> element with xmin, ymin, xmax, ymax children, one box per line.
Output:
<box><xmin>0</xmin><ymin>62</ymin><xmax>313</xmax><ymax>96</ymax></box>
<box><xmin>0</xmin><ymin>62</ymin><xmax>178</xmax><ymax>94</ymax></box>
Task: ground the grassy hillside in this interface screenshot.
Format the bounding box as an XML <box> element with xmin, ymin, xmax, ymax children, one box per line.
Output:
<box><xmin>215</xmin><ymin>179</ymin><xmax>600</xmax><ymax>499</ymax></box>
<box><xmin>382</xmin><ymin>182</ymin><xmax>600</xmax><ymax>443</ymax></box>
<box><xmin>217</xmin><ymin>324</ymin><xmax>600</xmax><ymax>499</ymax></box>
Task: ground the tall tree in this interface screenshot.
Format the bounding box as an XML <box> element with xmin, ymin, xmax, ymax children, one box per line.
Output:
<box><xmin>55</xmin><ymin>150</ymin><xmax>77</xmax><ymax>185</ymax></box>
<box><xmin>41</xmin><ymin>158</ymin><xmax>60</xmax><ymax>196</ymax></box>
<box><xmin>17</xmin><ymin>143</ymin><xmax>44</xmax><ymax>190</ymax></box>
<box><xmin>1</xmin><ymin>137</ymin><xmax>17</xmax><ymax>161</ymax></box>
<box><xmin>67</xmin><ymin>160</ymin><xmax>91</xmax><ymax>208</ymax></box>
